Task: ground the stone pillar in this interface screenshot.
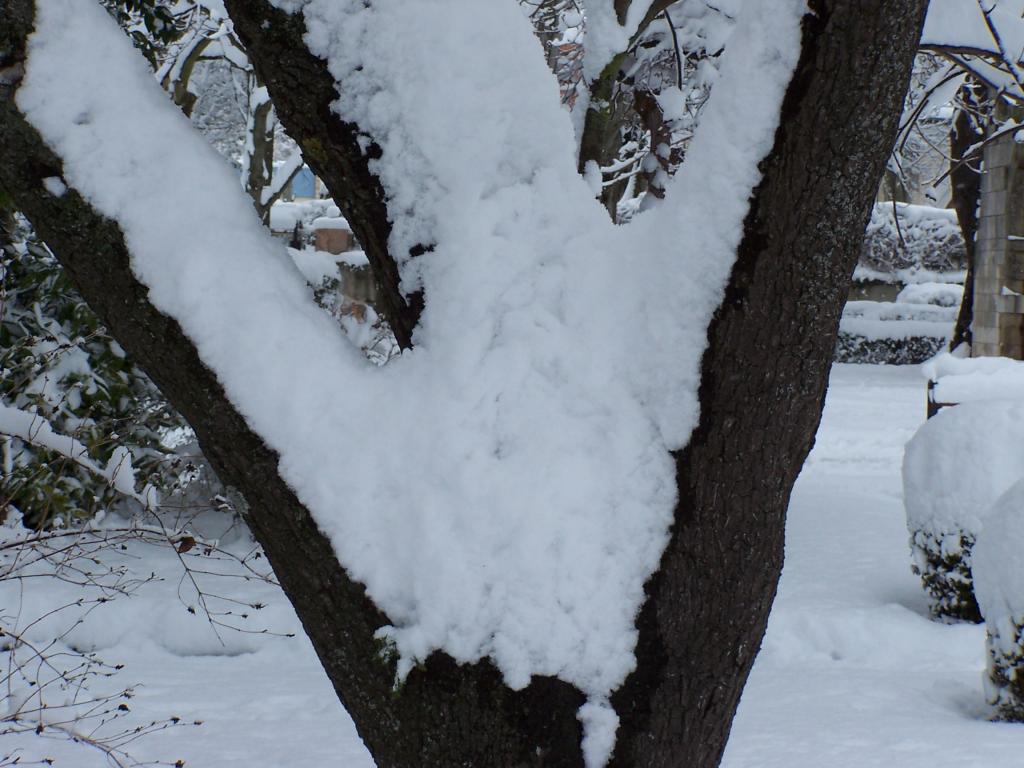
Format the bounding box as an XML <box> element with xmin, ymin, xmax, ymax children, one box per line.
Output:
<box><xmin>974</xmin><ymin>117</ymin><xmax>1024</xmax><ymax>359</ymax></box>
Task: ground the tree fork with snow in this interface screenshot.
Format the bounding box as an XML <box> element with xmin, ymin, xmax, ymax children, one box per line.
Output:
<box><xmin>0</xmin><ymin>9</ymin><xmax>586</xmax><ymax>766</ymax></box>
<box><xmin>575</xmin><ymin>0</ymin><xmax>676</xmax><ymax>217</ymax></box>
<box><xmin>0</xmin><ymin>1</ymin><xmax>926</xmax><ymax>767</ymax></box>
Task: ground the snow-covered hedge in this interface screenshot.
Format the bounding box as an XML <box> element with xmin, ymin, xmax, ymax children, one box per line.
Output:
<box><xmin>861</xmin><ymin>202</ymin><xmax>966</xmax><ymax>275</ymax></box>
<box><xmin>834</xmin><ymin>333</ymin><xmax>948</xmax><ymax>365</ymax></box>
<box><xmin>973</xmin><ymin>479</ymin><xmax>1024</xmax><ymax>720</ymax></box>
<box><xmin>836</xmin><ymin>295</ymin><xmax>957</xmax><ymax>365</ymax></box>
<box><xmin>903</xmin><ymin>400</ymin><xmax>1024</xmax><ymax>622</ymax></box>
<box><xmin>268</xmin><ymin>200</ymin><xmax>344</xmax><ymax>236</ymax></box>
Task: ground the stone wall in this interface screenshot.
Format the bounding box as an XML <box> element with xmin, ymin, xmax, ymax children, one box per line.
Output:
<box><xmin>974</xmin><ymin>127</ymin><xmax>1024</xmax><ymax>358</ymax></box>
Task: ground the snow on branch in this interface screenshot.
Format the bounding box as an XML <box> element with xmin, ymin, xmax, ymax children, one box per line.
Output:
<box><xmin>923</xmin><ymin>0</ymin><xmax>1024</xmax><ymax>98</ymax></box>
<box><xmin>580</xmin><ymin>0</ymin><xmax>664</xmax><ymax>80</ymax></box>
<box><xmin>0</xmin><ymin>404</ymin><xmax>154</xmax><ymax>508</ymax></box>
<box><xmin>260</xmin><ymin>149</ymin><xmax>304</xmax><ymax>207</ymax></box>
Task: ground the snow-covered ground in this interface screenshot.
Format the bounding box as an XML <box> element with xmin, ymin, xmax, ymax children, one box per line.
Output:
<box><xmin>723</xmin><ymin>364</ymin><xmax>1024</xmax><ymax>768</ymax></box>
<box><xmin>5</xmin><ymin>363</ymin><xmax>1023</xmax><ymax>766</ymax></box>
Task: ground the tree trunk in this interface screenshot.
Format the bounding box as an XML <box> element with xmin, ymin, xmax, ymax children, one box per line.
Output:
<box><xmin>949</xmin><ymin>80</ymin><xmax>985</xmax><ymax>351</ymax></box>
<box><xmin>0</xmin><ymin>1</ymin><xmax>926</xmax><ymax>767</ymax></box>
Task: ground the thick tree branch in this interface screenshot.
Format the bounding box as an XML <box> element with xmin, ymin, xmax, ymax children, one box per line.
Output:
<box><xmin>577</xmin><ymin>0</ymin><xmax>681</xmax><ymax>217</ymax></box>
<box><xmin>609</xmin><ymin>1</ymin><xmax>929</xmax><ymax>765</ymax></box>
<box><xmin>220</xmin><ymin>0</ymin><xmax>423</xmax><ymax>350</ymax></box>
<box><xmin>0</xmin><ymin>4</ymin><xmax>584</xmax><ymax>765</ymax></box>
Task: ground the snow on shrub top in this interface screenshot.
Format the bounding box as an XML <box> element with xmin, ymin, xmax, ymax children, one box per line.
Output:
<box><xmin>903</xmin><ymin>400</ymin><xmax>1024</xmax><ymax>537</ymax></box>
<box><xmin>972</xmin><ymin>478</ymin><xmax>1024</xmax><ymax>630</ymax></box>
<box><xmin>19</xmin><ymin>0</ymin><xmax>804</xmax><ymax>762</ymax></box>
<box><xmin>926</xmin><ymin>353</ymin><xmax>1024</xmax><ymax>405</ymax></box>
<box><xmin>896</xmin><ymin>282</ymin><xmax>963</xmax><ymax>308</ymax></box>
<box><xmin>840</xmin><ymin>300</ymin><xmax>956</xmax><ymax>342</ymax></box>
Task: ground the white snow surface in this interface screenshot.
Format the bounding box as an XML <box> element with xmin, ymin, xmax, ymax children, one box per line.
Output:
<box><xmin>287</xmin><ymin>246</ymin><xmax>342</xmax><ymax>287</ymax></box>
<box><xmin>896</xmin><ymin>282</ymin><xmax>963</xmax><ymax>308</ymax></box>
<box><xmin>902</xmin><ymin>399</ymin><xmax>1024</xmax><ymax>539</ymax></box>
<box><xmin>12</xmin><ymin>366</ymin><xmax>1024</xmax><ymax>767</ymax></box>
<box><xmin>18</xmin><ymin>0</ymin><xmax>804</xmax><ymax>757</ymax></box>
<box><xmin>41</xmin><ymin>175</ymin><xmax>66</xmax><ymax>197</ymax></box>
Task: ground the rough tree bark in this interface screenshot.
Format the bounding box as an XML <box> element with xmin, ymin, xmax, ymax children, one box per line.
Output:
<box><xmin>0</xmin><ymin>1</ymin><xmax>927</xmax><ymax>766</ymax></box>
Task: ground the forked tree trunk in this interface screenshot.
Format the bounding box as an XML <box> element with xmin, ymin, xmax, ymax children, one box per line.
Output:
<box><xmin>0</xmin><ymin>1</ymin><xmax>926</xmax><ymax>766</ymax></box>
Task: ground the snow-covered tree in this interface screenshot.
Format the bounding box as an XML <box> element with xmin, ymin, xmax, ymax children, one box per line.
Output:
<box><xmin>903</xmin><ymin>399</ymin><xmax>1024</xmax><ymax>623</ymax></box>
<box><xmin>0</xmin><ymin>1</ymin><xmax>927</xmax><ymax>766</ymax></box>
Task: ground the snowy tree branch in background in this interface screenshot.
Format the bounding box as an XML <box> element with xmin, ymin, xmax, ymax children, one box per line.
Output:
<box><xmin>922</xmin><ymin>0</ymin><xmax>1024</xmax><ymax>100</ymax></box>
<box><xmin>153</xmin><ymin>7</ymin><xmax>303</xmax><ymax>224</ymax></box>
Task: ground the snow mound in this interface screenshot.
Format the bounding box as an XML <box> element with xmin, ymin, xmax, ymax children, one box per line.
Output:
<box><xmin>971</xmin><ymin>478</ymin><xmax>1024</xmax><ymax>719</ymax></box>
<box><xmin>903</xmin><ymin>400</ymin><xmax>1024</xmax><ymax>620</ymax></box>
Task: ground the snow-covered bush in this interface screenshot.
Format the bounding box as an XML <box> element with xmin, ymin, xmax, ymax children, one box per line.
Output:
<box><xmin>861</xmin><ymin>202</ymin><xmax>966</xmax><ymax>275</ymax></box>
<box><xmin>903</xmin><ymin>400</ymin><xmax>1024</xmax><ymax>622</ymax></box>
<box><xmin>834</xmin><ymin>333</ymin><xmax>947</xmax><ymax>365</ymax></box>
<box><xmin>972</xmin><ymin>479</ymin><xmax>1024</xmax><ymax>720</ymax></box>
<box><xmin>0</xmin><ymin>217</ymin><xmax>225</xmax><ymax>527</ymax></box>
<box><xmin>841</xmin><ymin>204</ymin><xmax>967</xmax><ymax>364</ymax></box>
